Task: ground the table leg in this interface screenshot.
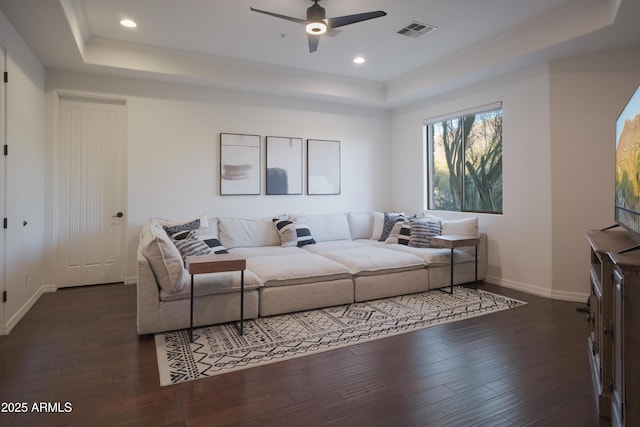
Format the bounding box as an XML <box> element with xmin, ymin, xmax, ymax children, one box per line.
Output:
<box><xmin>474</xmin><ymin>244</ymin><xmax>478</xmax><ymax>290</ymax></box>
<box><xmin>189</xmin><ymin>273</ymin><xmax>194</xmax><ymax>342</ymax></box>
<box><xmin>450</xmin><ymin>247</ymin><xmax>454</xmax><ymax>294</ymax></box>
<box><xmin>239</xmin><ymin>269</ymin><xmax>244</xmax><ymax>335</ymax></box>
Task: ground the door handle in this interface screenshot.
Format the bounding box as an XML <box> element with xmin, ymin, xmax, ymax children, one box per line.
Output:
<box><xmin>112</xmin><ymin>212</ymin><xmax>124</xmax><ymax>218</ymax></box>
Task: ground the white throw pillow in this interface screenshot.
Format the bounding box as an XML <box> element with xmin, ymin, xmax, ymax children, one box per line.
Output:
<box><xmin>348</xmin><ymin>212</ymin><xmax>373</xmax><ymax>240</ymax></box>
<box><xmin>370</xmin><ymin>211</ymin><xmax>385</xmax><ymax>240</ymax></box>
<box><xmin>218</xmin><ymin>216</ymin><xmax>284</xmax><ymax>248</ymax></box>
<box><xmin>289</xmin><ymin>213</ymin><xmax>351</xmax><ymax>242</ymax></box>
<box><xmin>141</xmin><ymin>222</ymin><xmax>186</xmax><ymax>294</ymax></box>
<box><xmin>441</xmin><ymin>217</ymin><xmax>479</xmax><ymax>237</ymax></box>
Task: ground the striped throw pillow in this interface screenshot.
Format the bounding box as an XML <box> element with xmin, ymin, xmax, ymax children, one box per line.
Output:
<box><xmin>173</xmin><ymin>238</ymin><xmax>211</xmax><ymax>259</ymax></box>
<box><xmin>273</xmin><ymin>218</ymin><xmax>316</xmax><ymax>247</ymax></box>
<box><xmin>409</xmin><ymin>218</ymin><xmax>442</xmax><ymax>248</ymax></box>
<box><xmin>201</xmin><ymin>238</ymin><xmax>229</xmax><ymax>254</ymax></box>
<box><xmin>398</xmin><ymin>222</ymin><xmax>411</xmax><ymax>245</ymax></box>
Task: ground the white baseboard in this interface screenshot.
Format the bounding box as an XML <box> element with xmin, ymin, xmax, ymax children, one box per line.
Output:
<box><xmin>1</xmin><ymin>284</ymin><xmax>57</xmax><ymax>335</ymax></box>
<box><xmin>486</xmin><ymin>275</ymin><xmax>589</xmax><ymax>303</ymax></box>
<box><xmin>125</xmin><ymin>276</ymin><xmax>137</xmax><ymax>285</ymax></box>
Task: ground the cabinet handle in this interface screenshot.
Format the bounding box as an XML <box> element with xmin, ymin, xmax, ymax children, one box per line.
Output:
<box><xmin>604</xmin><ymin>326</ymin><xmax>614</xmax><ymax>337</ymax></box>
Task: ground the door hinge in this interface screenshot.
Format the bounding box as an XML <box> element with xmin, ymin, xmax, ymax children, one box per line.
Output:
<box><xmin>3</xmin><ymin>218</ymin><xmax>7</xmax><ymax>229</ymax></box>
<box><xmin>3</xmin><ymin>71</ymin><xmax>7</xmax><ymax>83</ymax></box>
<box><xmin>2</xmin><ymin>291</ymin><xmax>6</xmax><ymax>303</ymax></box>
<box><xmin>3</xmin><ymin>145</ymin><xmax>7</xmax><ymax>156</ymax></box>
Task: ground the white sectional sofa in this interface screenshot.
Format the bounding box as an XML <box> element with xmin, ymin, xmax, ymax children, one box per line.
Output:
<box><xmin>136</xmin><ymin>211</ymin><xmax>487</xmax><ymax>335</ymax></box>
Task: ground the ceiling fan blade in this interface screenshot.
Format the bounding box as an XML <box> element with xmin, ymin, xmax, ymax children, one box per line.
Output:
<box><xmin>308</xmin><ymin>35</ymin><xmax>320</xmax><ymax>53</ymax></box>
<box><xmin>249</xmin><ymin>7</ymin><xmax>306</xmax><ymax>24</ymax></box>
<box><xmin>326</xmin><ymin>11</ymin><xmax>387</xmax><ymax>29</ymax></box>
<box><xmin>324</xmin><ymin>28</ymin><xmax>341</xmax><ymax>37</ymax></box>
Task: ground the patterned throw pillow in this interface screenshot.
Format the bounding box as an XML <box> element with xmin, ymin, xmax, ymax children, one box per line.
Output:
<box><xmin>384</xmin><ymin>220</ymin><xmax>407</xmax><ymax>244</ymax></box>
<box><xmin>409</xmin><ymin>218</ymin><xmax>442</xmax><ymax>248</ymax></box>
<box><xmin>272</xmin><ymin>218</ymin><xmax>316</xmax><ymax>247</ymax></box>
<box><xmin>379</xmin><ymin>212</ymin><xmax>407</xmax><ymax>241</ymax></box>
<box><xmin>163</xmin><ymin>219</ymin><xmax>201</xmax><ymax>237</ymax></box>
<box><xmin>167</xmin><ymin>229</ymin><xmax>197</xmax><ymax>240</ymax></box>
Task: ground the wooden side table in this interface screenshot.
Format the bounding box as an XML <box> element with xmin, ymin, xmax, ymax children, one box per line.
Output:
<box><xmin>431</xmin><ymin>235</ymin><xmax>480</xmax><ymax>294</ymax></box>
<box><xmin>185</xmin><ymin>253</ymin><xmax>247</xmax><ymax>342</ymax></box>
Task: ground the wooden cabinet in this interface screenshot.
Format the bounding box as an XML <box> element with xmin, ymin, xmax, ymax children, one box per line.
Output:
<box><xmin>587</xmin><ymin>229</ymin><xmax>640</xmax><ymax>426</ymax></box>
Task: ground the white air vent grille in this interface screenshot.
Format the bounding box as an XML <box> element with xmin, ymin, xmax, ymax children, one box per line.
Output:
<box><xmin>397</xmin><ymin>22</ymin><xmax>437</xmax><ymax>38</ymax></box>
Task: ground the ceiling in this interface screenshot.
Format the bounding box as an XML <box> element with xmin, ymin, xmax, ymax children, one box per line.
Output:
<box><xmin>1</xmin><ymin>0</ymin><xmax>639</xmax><ymax>108</ymax></box>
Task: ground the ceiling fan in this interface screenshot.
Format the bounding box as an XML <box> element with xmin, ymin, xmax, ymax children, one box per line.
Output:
<box><xmin>250</xmin><ymin>0</ymin><xmax>387</xmax><ymax>53</ymax></box>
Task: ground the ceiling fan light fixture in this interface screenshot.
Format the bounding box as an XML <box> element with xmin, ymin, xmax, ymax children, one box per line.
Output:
<box><xmin>306</xmin><ymin>22</ymin><xmax>327</xmax><ymax>35</ymax></box>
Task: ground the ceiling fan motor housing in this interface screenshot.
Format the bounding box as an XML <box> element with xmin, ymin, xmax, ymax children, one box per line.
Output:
<box><xmin>307</xmin><ymin>2</ymin><xmax>326</xmax><ymax>25</ymax></box>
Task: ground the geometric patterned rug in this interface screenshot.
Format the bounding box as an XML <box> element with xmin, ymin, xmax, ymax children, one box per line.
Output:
<box><xmin>155</xmin><ymin>286</ymin><xmax>525</xmax><ymax>386</ymax></box>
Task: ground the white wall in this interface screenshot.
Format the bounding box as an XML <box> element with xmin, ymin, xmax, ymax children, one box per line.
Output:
<box><xmin>391</xmin><ymin>65</ymin><xmax>556</xmax><ymax>299</ymax></box>
<box><xmin>391</xmin><ymin>48</ymin><xmax>640</xmax><ymax>302</ymax></box>
<box><xmin>0</xmin><ymin>10</ymin><xmax>46</xmax><ymax>333</ymax></box>
<box><xmin>549</xmin><ymin>48</ymin><xmax>640</xmax><ymax>299</ymax></box>
<box><xmin>45</xmin><ymin>71</ymin><xmax>392</xmax><ymax>283</ymax></box>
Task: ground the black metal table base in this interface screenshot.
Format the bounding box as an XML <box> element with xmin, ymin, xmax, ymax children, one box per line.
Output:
<box><xmin>189</xmin><ymin>269</ymin><xmax>245</xmax><ymax>342</ymax></box>
<box><xmin>439</xmin><ymin>245</ymin><xmax>478</xmax><ymax>295</ymax></box>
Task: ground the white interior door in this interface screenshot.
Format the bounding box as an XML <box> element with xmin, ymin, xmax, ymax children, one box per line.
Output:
<box><xmin>57</xmin><ymin>96</ymin><xmax>126</xmax><ymax>287</ymax></box>
<box><xmin>0</xmin><ymin>48</ymin><xmax>5</xmax><ymax>327</ymax></box>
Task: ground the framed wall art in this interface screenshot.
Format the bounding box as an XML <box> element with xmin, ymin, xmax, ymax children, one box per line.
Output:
<box><xmin>307</xmin><ymin>139</ymin><xmax>340</xmax><ymax>195</ymax></box>
<box><xmin>220</xmin><ymin>133</ymin><xmax>261</xmax><ymax>195</ymax></box>
<box><xmin>266</xmin><ymin>136</ymin><xmax>303</xmax><ymax>195</ymax></box>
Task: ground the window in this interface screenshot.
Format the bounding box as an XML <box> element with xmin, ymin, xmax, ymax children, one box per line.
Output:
<box><xmin>425</xmin><ymin>104</ymin><xmax>503</xmax><ymax>214</ymax></box>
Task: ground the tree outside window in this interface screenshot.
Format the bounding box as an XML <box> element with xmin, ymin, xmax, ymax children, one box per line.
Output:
<box><xmin>426</xmin><ymin>108</ymin><xmax>502</xmax><ymax>214</ymax></box>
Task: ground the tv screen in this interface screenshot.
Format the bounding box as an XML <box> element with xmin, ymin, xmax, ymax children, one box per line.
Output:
<box><xmin>615</xmin><ymin>85</ymin><xmax>640</xmax><ymax>234</ymax></box>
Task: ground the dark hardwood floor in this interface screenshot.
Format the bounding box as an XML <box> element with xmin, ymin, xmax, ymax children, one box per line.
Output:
<box><xmin>0</xmin><ymin>282</ymin><xmax>609</xmax><ymax>427</ymax></box>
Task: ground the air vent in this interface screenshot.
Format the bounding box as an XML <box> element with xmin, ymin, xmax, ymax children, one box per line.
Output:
<box><xmin>397</xmin><ymin>21</ymin><xmax>437</xmax><ymax>38</ymax></box>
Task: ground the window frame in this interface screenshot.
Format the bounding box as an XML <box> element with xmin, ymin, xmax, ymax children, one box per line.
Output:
<box><xmin>424</xmin><ymin>102</ymin><xmax>503</xmax><ymax>214</ymax></box>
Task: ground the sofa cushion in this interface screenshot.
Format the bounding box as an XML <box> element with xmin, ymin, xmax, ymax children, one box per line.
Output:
<box><xmin>247</xmin><ymin>253</ymin><xmax>352</xmax><ymax>287</ymax></box>
<box><xmin>160</xmin><ymin>269</ymin><xmax>263</xmax><ymax>301</ymax></box>
<box><xmin>320</xmin><ymin>247</ymin><xmax>425</xmax><ymax>276</ymax></box>
<box><xmin>384</xmin><ymin>245</ymin><xmax>474</xmax><ymax>266</ymax></box>
<box><xmin>229</xmin><ymin>246</ymin><xmax>306</xmax><ymax>258</ymax></box>
<box><xmin>141</xmin><ymin>222</ymin><xmax>186</xmax><ymax>293</ymax></box>
<box><xmin>347</xmin><ymin>212</ymin><xmax>373</xmax><ymax>240</ymax></box>
<box><xmin>218</xmin><ymin>216</ymin><xmax>283</xmax><ymax>249</ymax></box>
<box><xmin>289</xmin><ymin>212</ymin><xmax>351</xmax><ymax>242</ymax></box>
<box><xmin>302</xmin><ymin>240</ymin><xmax>371</xmax><ymax>253</ymax></box>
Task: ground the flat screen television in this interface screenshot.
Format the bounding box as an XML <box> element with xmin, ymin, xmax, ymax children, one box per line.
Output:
<box><xmin>615</xmin><ymin>85</ymin><xmax>640</xmax><ymax>235</ymax></box>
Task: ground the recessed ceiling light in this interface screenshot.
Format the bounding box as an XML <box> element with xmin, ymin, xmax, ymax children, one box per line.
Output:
<box><xmin>120</xmin><ymin>19</ymin><xmax>137</xmax><ymax>28</ymax></box>
<box><xmin>353</xmin><ymin>56</ymin><xmax>366</xmax><ymax>64</ymax></box>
